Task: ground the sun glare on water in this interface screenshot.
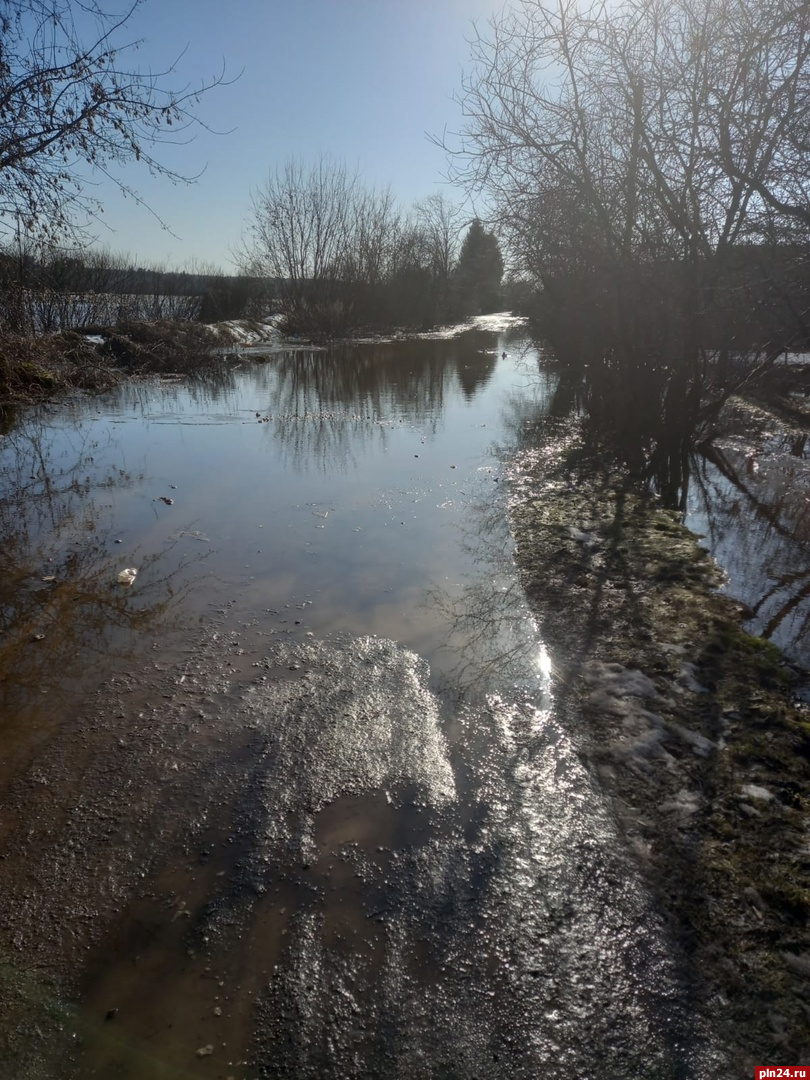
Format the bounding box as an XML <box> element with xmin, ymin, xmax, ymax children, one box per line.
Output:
<box><xmin>535</xmin><ymin>644</ymin><xmax>553</xmax><ymax>680</ymax></box>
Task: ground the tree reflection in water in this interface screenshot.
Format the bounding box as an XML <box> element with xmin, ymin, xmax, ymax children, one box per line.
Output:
<box><xmin>262</xmin><ymin>336</ymin><xmax>499</xmax><ymax>474</ymax></box>
<box><xmin>0</xmin><ymin>409</ymin><xmax>210</xmax><ymax>721</ymax></box>
<box><xmin>498</xmin><ymin>340</ymin><xmax>810</xmax><ymax>668</ymax></box>
<box><xmin>690</xmin><ymin>436</ymin><xmax>810</xmax><ymax>666</ymax></box>
<box><xmin>426</xmin><ymin>452</ymin><xmax>554</xmax><ymax>705</ymax></box>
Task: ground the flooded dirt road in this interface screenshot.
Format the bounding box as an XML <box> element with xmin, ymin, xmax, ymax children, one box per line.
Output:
<box><xmin>0</xmin><ymin>316</ymin><xmax>777</xmax><ymax>1077</ymax></box>
<box><xmin>1</xmin><ymin>629</ymin><xmax>722</xmax><ymax>1079</ymax></box>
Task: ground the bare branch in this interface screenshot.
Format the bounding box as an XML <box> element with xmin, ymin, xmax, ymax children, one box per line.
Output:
<box><xmin>0</xmin><ymin>0</ymin><xmax>233</xmax><ymax>242</ymax></box>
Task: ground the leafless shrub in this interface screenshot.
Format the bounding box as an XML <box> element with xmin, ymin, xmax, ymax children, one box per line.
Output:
<box><xmin>445</xmin><ymin>0</ymin><xmax>810</xmax><ymax>469</ymax></box>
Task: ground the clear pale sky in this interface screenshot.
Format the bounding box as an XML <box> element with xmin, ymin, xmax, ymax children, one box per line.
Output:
<box><xmin>83</xmin><ymin>0</ymin><xmax>502</xmax><ymax>271</ymax></box>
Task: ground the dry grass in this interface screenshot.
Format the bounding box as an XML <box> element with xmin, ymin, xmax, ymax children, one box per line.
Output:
<box><xmin>0</xmin><ymin>320</ymin><xmax>227</xmax><ymax>404</ymax></box>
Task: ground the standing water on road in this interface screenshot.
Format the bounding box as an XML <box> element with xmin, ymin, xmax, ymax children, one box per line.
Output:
<box><xmin>0</xmin><ymin>316</ymin><xmax>731</xmax><ymax>1078</ymax></box>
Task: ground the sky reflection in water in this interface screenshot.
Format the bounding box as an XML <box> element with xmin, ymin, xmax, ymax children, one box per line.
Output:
<box><xmin>688</xmin><ymin>408</ymin><xmax>810</xmax><ymax>667</ymax></box>
<box><xmin>3</xmin><ymin>321</ymin><xmax>807</xmax><ymax>746</ymax></box>
<box><xmin>0</xmin><ymin>324</ymin><xmax>556</xmax><ymax>724</ymax></box>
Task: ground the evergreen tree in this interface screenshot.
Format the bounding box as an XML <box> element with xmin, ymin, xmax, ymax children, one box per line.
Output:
<box><xmin>453</xmin><ymin>219</ymin><xmax>504</xmax><ymax>315</ymax></box>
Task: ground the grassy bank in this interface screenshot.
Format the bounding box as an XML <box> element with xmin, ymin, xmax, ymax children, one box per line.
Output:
<box><xmin>509</xmin><ymin>417</ymin><xmax>810</xmax><ymax>1069</ymax></box>
<box><xmin>0</xmin><ymin>320</ymin><xmax>245</xmax><ymax>405</ymax></box>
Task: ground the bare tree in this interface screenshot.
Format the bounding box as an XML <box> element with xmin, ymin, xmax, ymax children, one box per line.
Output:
<box><xmin>241</xmin><ymin>160</ymin><xmax>478</xmax><ymax>334</ymax></box>
<box><xmin>452</xmin><ymin>0</ymin><xmax>810</xmax><ymax>287</ymax></box>
<box><xmin>710</xmin><ymin>0</ymin><xmax>810</xmax><ymax>232</ymax></box>
<box><xmin>446</xmin><ymin>0</ymin><xmax>810</xmax><ymax>461</ymax></box>
<box><xmin>240</xmin><ymin>157</ymin><xmax>411</xmax><ymax>334</ymax></box>
<box><xmin>340</xmin><ymin>183</ymin><xmax>400</xmax><ymax>289</ymax></box>
<box><xmin>0</xmin><ymin>0</ymin><xmax>229</xmax><ymax>242</ymax></box>
<box><xmin>413</xmin><ymin>193</ymin><xmax>463</xmax><ymax>283</ymax></box>
<box><xmin>240</xmin><ymin>158</ymin><xmax>357</xmax><ymax>316</ymax></box>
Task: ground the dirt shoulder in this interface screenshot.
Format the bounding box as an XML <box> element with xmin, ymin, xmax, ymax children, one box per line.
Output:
<box><xmin>508</xmin><ymin>416</ymin><xmax>810</xmax><ymax>1070</ymax></box>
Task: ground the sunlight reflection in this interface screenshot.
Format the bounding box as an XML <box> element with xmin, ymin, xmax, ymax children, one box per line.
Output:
<box><xmin>535</xmin><ymin>644</ymin><xmax>553</xmax><ymax>681</ymax></box>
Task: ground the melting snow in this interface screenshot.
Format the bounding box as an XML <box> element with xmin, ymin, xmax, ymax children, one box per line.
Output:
<box><xmin>584</xmin><ymin>661</ymin><xmax>662</xmax><ymax>713</ymax></box>
<box><xmin>660</xmin><ymin>642</ymin><xmax>686</xmax><ymax>655</ymax></box>
<box><xmin>677</xmin><ymin>663</ymin><xmax>708</xmax><ymax>694</ymax></box>
<box><xmin>218</xmin><ymin>316</ymin><xmax>283</xmax><ymax>346</ymax></box>
<box><xmin>741</xmin><ymin>783</ymin><xmax>776</xmax><ymax>802</ymax></box>
<box><xmin>783</xmin><ymin>952</ymin><xmax>810</xmax><ymax>977</ymax></box>
<box><xmin>660</xmin><ymin>788</ymin><xmax>704</xmax><ymax>816</ymax></box>
<box><xmin>584</xmin><ymin>659</ymin><xmax>716</xmax><ymax>776</ymax></box>
<box><xmin>667</xmin><ymin>723</ymin><xmax>714</xmax><ymax>757</ymax></box>
<box><xmin>567</xmin><ymin>526</ymin><xmax>598</xmax><ymax>546</ymax></box>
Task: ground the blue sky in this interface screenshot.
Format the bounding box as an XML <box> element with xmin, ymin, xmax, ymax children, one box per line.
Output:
<box><xmin>81</xmin><ymin>0</ymin><xmax>502</xmax><ymax>270</ymax></box>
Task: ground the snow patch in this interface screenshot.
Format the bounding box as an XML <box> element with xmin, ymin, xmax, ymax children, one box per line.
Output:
<box><xmin>783</xmin><ymin>952</ymin><xmax>810</xmax><ymax>978</ymax></box>
<box><xmin>567</xmin><ymin>526</ymin><xmax>598</xmax><ymax>547</ymax></box>
<box><xmin>621</xmin><ymin>715</ymin><xmax>677</xmax><ymax>770</ymax></box>
<box><xmin>741</xmin><ymin>783</ymin><xmax>776</xmax><ymax>802</ymax></box>
<box><xmin>660</xmin><ymin>788</ymin><xmax>704</xmax><ymax>816</ymax></box>
<box><xmin>676</xmin><ymin>662</ymin><xmax>708</xmax><ymax>694</ymax></box>
<box><xmin>667</xmin><ymin>723</ymin><xmax>714</xmax><ymax>757</ymax></box>
<box><xmin>584</xmin><ymin>660</ymin><xmax>715</xmax><ymax>776</ymax></box>
<box><xmin>660</xmin><ymin>642</ymin><xmax>686</xmax><ymax>655</ymax></box>
<box><xmin>218</xmin><ymin>316</ymin><xmax>283</xmax><ymax>346</ymax></box>
<box><xmin>584</xmin><ymin>661</ymin><xmax>661</xmax><ymax>714</ymax></box>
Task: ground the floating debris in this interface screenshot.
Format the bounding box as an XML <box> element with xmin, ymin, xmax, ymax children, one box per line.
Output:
<box><xmin>158</xmin><ymin>496</ymin><xmax>174</xmax><ymax>505</ymax></box>
<box><xmin>172</xmin><ymin>530</ymin><xmax>210</xmax><ymax>543</ymax></box>
<box><xmin>117</xmin><ymin>568</ymin><xmax>138</xmax><ymax>586</ymax></box>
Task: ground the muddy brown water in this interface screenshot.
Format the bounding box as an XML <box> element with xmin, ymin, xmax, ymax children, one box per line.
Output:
<box><xmin>4</xmin><ymin>316</ymin><xmax>800</xmax><ymax>1078</ymax></box>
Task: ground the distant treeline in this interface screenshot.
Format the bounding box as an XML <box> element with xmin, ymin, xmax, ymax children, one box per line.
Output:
<box><xmin>0</xmin><ymin>197</ymin><xmax>507</xmax><ymax>338</ymax></box>
<box><xmin>0</xmin><ymin>244</ymin><xmax>269</xmax><ymax>332</ymax></box>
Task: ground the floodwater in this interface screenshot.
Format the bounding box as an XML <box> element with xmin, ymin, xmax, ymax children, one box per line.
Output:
<box><xmin>0</xmin><ymin>314</ymin><xmax>784</xmax><ymax>1078</ymax></box>
<box><xmin>688</xmin><ymin>400</ymin><xmax>810</xmax><ymax>669</ymax></box>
